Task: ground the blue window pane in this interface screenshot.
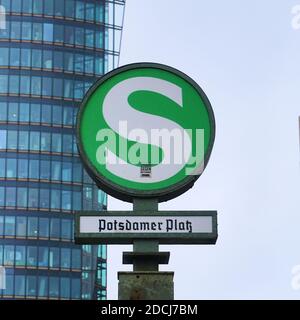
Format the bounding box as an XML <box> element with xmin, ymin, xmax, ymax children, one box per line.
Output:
<box><xmin>22</xmin><ymin>0</ymin><xmax>32</xmax><ymax>14</ymax></box>
<box><xmin>4</xmin><ymin>216</ymin><xmax>15</xmax><ymax>236</ymax></box>
<box><xmin>33</xmin><ymin>23</ymin><xmax>42</xmax><ymax>41</ymax></box>
<box><xmin>76</xmin><ymin>1</ymin><xmax>84</xmax><ymax>20</ymax></box>
<box><xmin>50</xmin><ymin>218</ymin><xmax>60</xmax><ymax>238</ymax></box>
<box><xmin>8</xmin><ymin>102</ymin><xmax>18</xmax><ymax>121</ymax></box>
<box><xmin>0</xmin><ymin>130</ymin><xmax>6</xmax><ymax>148</ymax></box>
<box><xmin>53</xmin><ymin>78</ymin><xmax>63</xmax><ymax>97</ymax></box>
<box><xmin>18</xmin><ymin>159</ymin><xmax>28</xmax><ymax>179</ymax></box>
<box><xmin>43</xmin><ymin>23</ymin><xmax>53</xmax><ymax>42</ymax></box>
<box><xmin>66</xmin><ymin>0</ymin><xmax>74</xmax><ymax>18</ymax></box>
<box><xmin>44</xmin><ymin>0</ymin><xmax>53</xmax><ymax>15</ymax></box>
<box><xmin>65</xmin><ymin>26</ymin><xmax>74</xmax><ymax>45</ymax></box>
<box><xmin>33</xmin><ymin>0</ymin><xmax>43</xmax><ymax>14</ymax></box>
<box><xmin>61</xmin><ymin>278</ymin><xmax>70</xmax><ymax>299</ymax></box>
<box><xmin>11</xmin><ymin>21</ymin><xmax>21</xmax><ymax>39</ymax></box>
<box><xmin>41</xmin><ymin>132</ymin><xmax>50</xmax><ymax>152</ymax></box>
<box><xmin>73</xmin><ymin>191</ymin><xmax>82</xmax><ymax>211</ymax></box>
<box><xmin>10</xmin><ymin>49</ymin><xmax>20</xmax><ymax>68</ymax></box>
<box><xmin>62</xmin><ymin>190</ymin><xmax>71</xmax><ymax>210</ymax></box>
<box><xmin>11</xmin><ymin>0</ymin><xmax>21</xmax><ymax>13</ymax></box>
<box><xmin>86</xmin><ymin>2</ymin><xmax>95</xmax><ymax>21</ymax></box>
<box><xmin>17</xmin><ymin>187</ymin><xmax>27</xmax><ymax>207</ymax></box>
<box><xmin>54</xmin><ymin>0</ymin><xmax>64</xmax><ymax>17</ymax></box>
<box><xmin>51</xmin><ymin>189</ymin><xmax>61</xmax><ymax>210</ymax></box>
<box><xmin>4</xmin><ymin>275</ymin><xmax>14</xmax><ymax>295</ymax></box>
<box><xmin>18</xmin><ymin>130</ymin><xmax>29</xmax><ymax>150</ymax></box>
<box><xmin>39</xmin><ymin>218</ymin><xmax>49</xmax><ymax>238</ymax></box>
<box><xmin>16</xmin><ymin>216</ymin><xmax>26</xmax><ymax>236</ymax></box>
<box><xmin>6</xmin><ymin>157</ymin><xmax>16</xmax><ymax>177</ymax></box>
<box><xmin>15</xmin><ymin>275</ymin><xmax>25</xmax><ymax>296</ymax></box>
<box><xmin>54</xmin><ymin>24</ymin><xmax>64</xmax><ymax>42</ymax></box>
<box><xmin>19</xmin><ymin>103</ymin><xmax>30</xmax><ymax>121</ymax></box>
<box><xmin>43</xmin><ymin>50</ymin><xmax>52</xmax><ymax>68</ymax></box>
<box><xmin>61</xmin><ymin>219</ymin><xmax>71</xmax><ymax>239</ymax></box>
<box><xmin>52</xmin><ymin>105</ymin><xmax>62</xmax><ymax>124</ymax></box>
<box><xmin>61</xmin><ymin>248</ymin><xmax>71</xmax><ymax>268</ymax></box>
<box><xmin>27</xmin><ymin>246</ymin><xmax>37</xmax><ymax>267</ymax></box>
<box><xmin>7</xmin><ymin>130</ymin><xmax>17</xmax><ymax>149</ymax></box>
<box><xmin>29</xmin><ymin>131</ymin><xmax>40</xmax><ymax>151</ymax></box>
<box><xmin>49</xmin><ymin>277</ymin><xmax>59</xmax><ymax>298</ymax></box>
<box><xmin>41</xmin><ymin>104</ymin><xmax>51</xmax><ymax>123</ymax></box>
<box><xmin>28</xmin><ymin>188</ymin><xmax>38</xmax><ymax>207</ymax></box>
<box><xmin>20</xmin><ymin>75</ymin><xmax>30</xmax><ymax>94</ymax></box>
<box><xmin>5</xmin><ymin>187</ymin><xmax>16</xmax><ymax>206</ymax></box>
<box><xmin>9</xmin><ymin>75</ymin><xmax>19</xmax><ymax>94</ymax></box>
<box><xmin>0</xmin><ymin>47</ymin><xmax>8</xmax><ymax>65</ymax></box>
<box><xmin>31</xmin><ymin>76</ymin><xmax>41</xmax><ymax>95</ymax></box>
<box><xmin>0</xmin><ymin>102</ymin><xmax>7</xmax><ymax>120</ymax></box>
<box><xmin>63</xmin><ymin>134</ymin><xmax>72</xmax><ymax>153</ymax></box>
<box><xmin>71</xmin><ymin>278</ymin><xmax>80</xmax><ymax>299</ymax></box>
<box><xmin>42</xmin><ymin>77</ymin><xmax>52</xmax><ymax>96</ymax></box>
<box><xmin>49</xmin><ymin>247</ymin><xmax>59</xmax><ymax>268</ymax></box>
<box><xmin>38</xmin><ymin>276</ymin><xmax>48</xmax><ymax>297</ymax></box>
<box><xmin>32</xmin><ymin>49</ymin><xmax>42</xmax><ymax>68</ymax></box>
<box><xmin>26</xmin><ymin>276</ymin><xmax>37</xmax><ymax>297</ymax></box>
<box><xmin>4</xmin><ymin>245</ymin><xmax>14</xmax><ymax>265</ymax></box>
<box><xmin>40</xmin><ymin>160</ymin><xmax>50</xmax><ymax>180</ymax></box>
<box><xmin>38</xmin><ymin>247</ymin><xmax>48</xmax><ymax>267</ymax></box>
<box><xmin>39</xmin><ymin>188</ymin><xmax>49</xmax><ymax>209</ymax></box>
<box><xmin>75</xmin><ymin>27</ymin><xmax>84</xmax><ymax>45</ymax></box>
<box><xmin>15</xmin><ymin>246</ymin><xmax>25</xmax><ymax>266</ymax></box>
<box><xmin>85</xmin><ymin>29</ymin><xmax>94</xmax><ymax>47</ymax></box>
<box><xmin>52</xmin><ymin>133</ymin><xmax>61</xmax><ymax>152</ymax></box>
<box><xmin>72</xmin><ymin>249</ymin><xmax>81</xmax><ymax>269</ymax></box>
<box><xmin>27</xmin><ymin>217</ymin><xmax>38</xmax><ymax>237</ymax></box>
<box><xmin>51</xmin><ymin>161</ymin><xmax>61</xmax><ymax>181</ymax></box>
<box><xmin>0</xmin><ymin>186</ymin><xmax>4</xmax><ymax>206</ymax></box>
<box><xmin>0</xmin><ymin>158</ymin><xmax>4</xmax><ymax>177</ymax></box>
<box><xmin>22</xmin><ymin>22</ymin><xmax>31</xmax><ymax>40</ymax></box>
<box><xmin>30</xmin><ymin>103</ymin><xmax>40</xmax><ymax>122</ymax></box>
<box><xmin>64</xmin><ymin>52</ymin><xmax>73</xmax><ymax>71</ymax></box>
<box><xmin>62</xmin><ymin>162</ymin><xmax>72</xmax><ymax>181</ymax></box>
<box><xmin>0</xmin><ymin>75</ymin><xmax>8</xmax><ymax>93</ymax></box>
<box><xmin>29</xmin><ymin>159</ymin><xmax>40</xmax><ymax>179</ymax></box>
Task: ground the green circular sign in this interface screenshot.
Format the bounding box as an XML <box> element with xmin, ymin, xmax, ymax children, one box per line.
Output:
<box><xmin>76</xmin><ymin>63</ymin><xmax>215</xmax><ymax>202</ymax></box>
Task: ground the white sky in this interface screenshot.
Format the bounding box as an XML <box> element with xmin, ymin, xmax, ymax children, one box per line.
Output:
<box><xmin>107</xmin><ymin>0</ymin><xmax>300</xmax><ymax>299</ymax></box>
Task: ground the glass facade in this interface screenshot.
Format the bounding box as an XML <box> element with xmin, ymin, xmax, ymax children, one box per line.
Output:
<box><xmin>0</xmin><ymin>0</ymin><xmax>125</xmax><ymax>299</ymax></box>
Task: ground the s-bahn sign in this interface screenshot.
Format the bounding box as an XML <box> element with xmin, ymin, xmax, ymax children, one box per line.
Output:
<box><xmin>76</xmin><ymin>63</ymin><xmax>215</xmax><ymax>202</ymax></box>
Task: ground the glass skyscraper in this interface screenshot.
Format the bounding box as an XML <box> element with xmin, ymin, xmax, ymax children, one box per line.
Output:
<box><xmin>0</xmin><ymin>0</ymin><xmax>125</xmax><ymax>299</ymax></box>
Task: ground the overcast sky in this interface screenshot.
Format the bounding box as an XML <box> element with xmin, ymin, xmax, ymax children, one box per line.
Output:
<box><xmin>107</xmin><ymin>0</ymin><xmax>300</xmax><ymax>299</ymax></box>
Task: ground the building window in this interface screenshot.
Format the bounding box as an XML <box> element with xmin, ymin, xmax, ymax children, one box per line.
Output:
<box><xmin>39</xmin><ymin>188</ymin><xmax>50</xmax><ymax>209</ymax></box>
<box><xmin>16</xmin><ymin>216</ymin><xmax>27</xmax><ymax>237</ymax></box>
<box><xmin>27</xmin><ymin>217</ymin><xmax>38</xmax><ymax>237</ymax></box>
<box><xmin>26</xmin><ymin>276</ymin><xmax>37</xmax><ymax>297</ymax></box>
<box><xmin>61</xmin><ymin>248</ymin><xmax>71</xmax><ymax>269</ymax></box>
<box><xmin>4</xmin><ymin>216</ymin><xmax>15</xmax><ymax>236</ymax></box>
<box><xmin>27</xmin><ymin>246</ymin><xmax>37</xmax><ymax>267</ymax></box>
<box><xmin>4</xmin><ymin>245</ymin><xmax>14</xmax><ymax>265</ymax></box>
<box><xmin>39</xmin><ymin>218</ymin><xmax>49</xmax><ymax>238</ymax></box>
<box><xmin>15</xmin><ymin>275</ymin><xmax>25</xmax><ymax>296</ymax></box>
<box><xmin>43</xmin><ymin>23</ymin><xmax>53</xmax><ymax>42</ymax></box>
<box><xmin>61</xmin><ymin>219</ymin><xmax>71</xmax><ymax>239</ymax></box>
<box><xmin>49</xmin><ymin>277</ymin><xmax>59</xmax><ymax>298</ymax></box>
<box><xmin>6</xmin><ymin>158</ymin><xmax>17</xmax><ymax>178</ymax></box>
<box><xmin>38</xmin><ymin>276</ymin><xmax>48</xmax><ymax>298</ymax></box>
<box><xmin>38</xmin><ymin>247</ymin><xmax>48</xmax><ymax>267</ymax></box>
<box><xmin>50</xmin><ymin>218</ymin><xmax>60</xmax><ymax>238</ymax></box>
<box><xmin>49</xmin><ymin>247</ymin><xmax>59</xmax><ymax>268</ymax></box>
<box><xmin>5</xmin><ymin>187</ymin><xmax>16</xmax><ymax>207</ymax></box>
<box><xmin>17</xmin><ymin>187</ymin><xmax>28</xmax><ymax>207</ymax></box>
<box><xmin>28</xmin><ymin>188</ymin><xmax>38</xmax><ymax>207</ymax></box>
<box><xmin>61</xmin><ymin>277</ymin><xmax>70</xmax><ymax>299</ymax></box>
<box><xmin>29</xmin><ymin>160</ymin><xmax>39</xmax><ymax>179</ymax></box>
<box><xmin>15</xmin><ymin>246</ymin><xmax>25</xmax><ymax>266</ymax></box>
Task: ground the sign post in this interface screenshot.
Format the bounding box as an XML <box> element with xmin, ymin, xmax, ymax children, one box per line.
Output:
<box><xmin>75</xmin><ymin>63</ymin><xmax>217</xmax><ymax>299</ymax></box>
